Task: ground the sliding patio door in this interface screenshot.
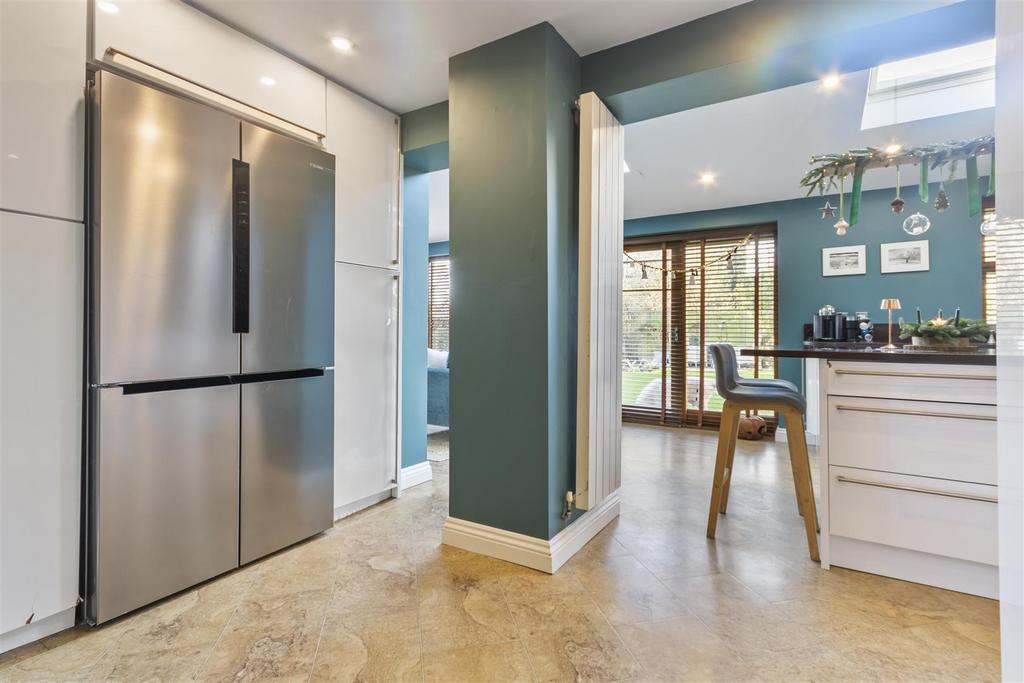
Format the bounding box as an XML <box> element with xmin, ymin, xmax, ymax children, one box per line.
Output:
<box><xmin>622</xmin><ymin>226</ymin><xmax>778</xmax><ymax>429</ymax></box>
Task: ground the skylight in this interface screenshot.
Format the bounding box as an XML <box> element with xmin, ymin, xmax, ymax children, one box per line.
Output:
<box><xmin>861</xmin><ymin>39</ymin><xmax>995</xmax><ymax>129</ymax></box>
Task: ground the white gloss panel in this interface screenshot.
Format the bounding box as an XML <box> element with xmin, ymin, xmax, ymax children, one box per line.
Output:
<box><xmin>325</xmin><ymin>81</ymin><xmax>400</xmax><ymax>268</ymax></box>
<box><xmin>0</xmin><ymin>0</ymin><xmax>86</xmax><ymax>221</ymax></box>
<box><xmin>93</xmin><ymin>0</ymin><xmax>326</xmax><ymax>135</ymax></box>
<box><xmin>0</xmin><ymin>211</ymin><xmax>83</xmax><ymax>642</ymax></box>
<box><xmin>333</xmin><ymin>262</ymin><xmax>399</xmax><ymax>511</ymax></box>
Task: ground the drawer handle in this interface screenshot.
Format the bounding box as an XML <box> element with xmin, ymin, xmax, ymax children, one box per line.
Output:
<box><xmin>827</xmin><ymin>365</ymin><xmax>994</xmax><ymax>381</ymax></box>
<box><xmin>836</xmin><ymin>476</ymin><xmax>998</xmax><ymax>504</ymax></box>
<box><xmin>834</xmin><ymin>404</ymin><xmax>996</xmax><ymax>422</ymax></box>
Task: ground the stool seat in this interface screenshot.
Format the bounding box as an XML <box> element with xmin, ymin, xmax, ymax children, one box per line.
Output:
<box><xmin>706</xmin><ymin>343</ymin><xmax>819</xmax><ymax>562</ymax></box>
<box><xmin>719</xmin><ymin>344</ymin><xmax>801</xmax><ymax>397</ymax></box>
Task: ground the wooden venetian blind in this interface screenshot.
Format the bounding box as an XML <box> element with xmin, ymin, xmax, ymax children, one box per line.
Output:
<box><xmin>427</xmin><ymin>256</ymin><xmax>450</xmax><ymax>351</ymax></box>
<box><xmin>622</xmin><ymin>226</ymin><xmax>778</xmax><ymax>430</ymax></box>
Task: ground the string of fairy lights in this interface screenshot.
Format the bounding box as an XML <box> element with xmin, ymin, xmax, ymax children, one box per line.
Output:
<box><xmin>622</xmin><ymin>234</ymin><xmax>754</xmax><ymax>283</ymax></box>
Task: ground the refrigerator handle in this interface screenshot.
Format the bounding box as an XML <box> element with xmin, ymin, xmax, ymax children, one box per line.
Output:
<box><xmin>232</xmin><ymin>159</ymin><xmax>250</xmax><ymax>334</ymax></box>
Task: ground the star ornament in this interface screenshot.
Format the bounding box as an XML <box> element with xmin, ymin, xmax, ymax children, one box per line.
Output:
<box><xmin>819</xmin><ymin>201</ymin><xmax>837</xmax><ymax>219</ymax></box>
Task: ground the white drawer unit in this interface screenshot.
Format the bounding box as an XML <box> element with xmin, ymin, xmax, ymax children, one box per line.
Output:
<box><xmin>827</xmin><ymin>396</ymin><xmax>997</xmax><ymax>485</ymax></box>
<box><xmin>818</xmin><ymin>358</ymin><xmax>999</xmax><ymax>598</ymax></box>
<box><xmin>825</xmin><ymin>361</ymin><xmax>996</xmax><ymax>405</ymax></box>
<box><xmin>829</xmin><ymin>466</ymin><xmax>998</xmax><ymax>567</ymax></box>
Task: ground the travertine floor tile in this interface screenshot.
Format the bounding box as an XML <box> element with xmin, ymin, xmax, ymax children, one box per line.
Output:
<box><xmin>0</xmin><ymin>427</ymin><xmax>1001</xmax><ymax>682</ymax></box>
<box><xmin>421</xmin><ymin>642</ymin><xmax>534</xmax><ymax>683</ymax></box>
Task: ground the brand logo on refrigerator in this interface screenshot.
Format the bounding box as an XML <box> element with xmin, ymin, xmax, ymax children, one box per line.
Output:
<box><xmin>309</xmin><ymin>162</ymin><xmax>335</xmax><ymax>174</ymax></box>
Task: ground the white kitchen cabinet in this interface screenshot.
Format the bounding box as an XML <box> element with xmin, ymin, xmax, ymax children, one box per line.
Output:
<box><xmin>0</xmin><ymin>211</ymin><xmax>83</xmax><ymax>649</ymax></box>
<box><xmin>93</xmin><ymin>0</ymin><xmax>326</xmax><ymax>135</ymax></box>
<box><xmin>333</xmin><ymin>262</ymin><xmax>399</xmax><ymax>514</ymax></box>
<box><xmin>0</xmin><ymin>0</ymin><xmax>86</xmax><ymax>221</ymax></box>
<box><xmin>325</xmin><ymin>81</ymin><xmax>401</xmax><ymax>269</ymax></box>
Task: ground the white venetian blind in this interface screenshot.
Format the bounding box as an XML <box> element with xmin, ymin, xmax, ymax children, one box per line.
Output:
<box><xmin>427</xmin><ymin>256</ymin><xmax>450</xmax><ymax>351</ymax></box>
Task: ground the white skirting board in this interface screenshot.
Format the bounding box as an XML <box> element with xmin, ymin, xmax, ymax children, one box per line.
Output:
<box><xmin>774</xmin><ymin>427</ymin><xmax>819</xmax><ymax>446</ymax></box>
<box><xmin>0</xmin><ymin>607</ymin><xmax>75</xmax><ymax>654</ymax></box>
<box><xmin>400</xmin><ymin>461</ymin><xmax>433</xmax><ymax>491</ymax></box>
<box><xmin>442</xmin><ymin>490</ymin><xmax>621</xmax><ymax>573</ymax></box>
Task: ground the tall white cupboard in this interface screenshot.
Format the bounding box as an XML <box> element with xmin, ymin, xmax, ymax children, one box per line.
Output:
<box><xmin>325</xmin><ymin>81</ymin><xmax>403</xmax><ymax>515</ymax></box>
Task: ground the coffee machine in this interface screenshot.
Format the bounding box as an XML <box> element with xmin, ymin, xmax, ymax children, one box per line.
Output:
<box><xmin>813</xmin><ymin>305</ymin><xmax>848</xmax><ymax>341</ymax></box>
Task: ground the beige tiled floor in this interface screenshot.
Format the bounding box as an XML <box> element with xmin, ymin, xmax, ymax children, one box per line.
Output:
<box><xmin>0</xmin><ymin>425</ymin><xmax>1001</xmax><ymax>682</ymax></box>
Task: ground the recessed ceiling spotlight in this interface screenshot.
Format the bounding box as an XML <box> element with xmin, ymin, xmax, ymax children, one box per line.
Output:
<box><xmin>699</xmin><ymin>172</ymin><xmax>716</xmax><ymax>185</ymax></box>
<box><xmin>259</xmin><ymin>76</ymin><xmax>276</xmax><ymax>87</ymax></box>
<box><xmin>97</xmin><ymin>1</ymin><xmax>119</xmax><ymax>14</ymax></box>
<box><xmin>885</xmin><ymin>143</ymin><xmax>903</xmax><ymax>155</ymax></box>
<box><xmin>330</xmin><ymin>36</ymin><xmax>354</xmax><ymax>52</ymax></box>
<box><xmin>6</xmin><ymin>153</ymin><xmax>20</xmax><ymax>160</ymax></box>
<box><xmin>623</xmin><ymin>160</ymin><xmax>631</xmax><ymax>174</ymax></box>
<box><xmin>821</xmin><ymin>72</ymin><xmax>841</xmax><ymax>90</ymax></box>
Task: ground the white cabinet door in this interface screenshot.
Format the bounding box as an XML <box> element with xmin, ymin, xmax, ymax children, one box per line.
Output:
<box><xmin>93</xmin><ymin>0</ymin><xmax>326</xmax><ymax>135</ymax></box>
<box><xmin>333</xmin><ymin>263</ymin><xmax>399</xmax><ymax>510</ymax></box>
<box><xmin>0</xmin><ymin>0</ymin><xmax>86</xmax><ymax>221</ymax></box>
<box><xmin>0</xmin><ymin>211</ymin><xmax>83</xmax><ymax>635</ymax></box>
<box><xmin>325</xmin><ymin>82</ymin><xmax>400</xmax><ymax>269</ymax></box>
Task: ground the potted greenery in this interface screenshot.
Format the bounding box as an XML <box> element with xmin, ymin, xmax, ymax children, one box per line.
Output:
<box><xmin>899</xmin><ymin>308</ymin><xmax>992</xmax><ymax>348</ymax></box>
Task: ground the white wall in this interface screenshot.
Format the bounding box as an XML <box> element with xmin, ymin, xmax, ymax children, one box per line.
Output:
<box><xmin>428</xmin><ymin>169</ymin><xmax>450</xmax><ymax>243</ymax></box>
<box><xmin>995</xmin><ymin>0</ymin><xmax>1024</xmax><ymax>679</ymax></box>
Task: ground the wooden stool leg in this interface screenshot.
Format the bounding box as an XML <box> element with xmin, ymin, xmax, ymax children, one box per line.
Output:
<box><xmin>783</xmin><ymin>408</ymin><xmax>819</xmax><ymax>562</ymax></box>
<box><xmin>719</xmin><ymin>409</ymin><xmax>741</xmax><ymax>514</ymax></box>
<box><xmin>707</xmin><ymin>402</ymin><xmax>740</xmax><ymax>539</ymax></box>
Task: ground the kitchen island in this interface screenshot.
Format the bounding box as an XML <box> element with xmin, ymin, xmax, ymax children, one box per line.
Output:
<box><xmin>741</xmin><ymin>344</ymin><xmax>998</xmax><ymax>598</ymax></box>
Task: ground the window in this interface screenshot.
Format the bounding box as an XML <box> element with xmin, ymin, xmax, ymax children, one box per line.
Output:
<box><xmin>622</xmin><ymin>226</ymin><xmax>777</xmax><ymax>430</ymax></box>
<box><xmin>861</xmin><ymin>39</ymin><xmax>995</xmax><ymax>129</ymax></box>
<box><xmin>427</xmin><ymin>256</ymin><xmax>450</xmax><ymax>351</ymax></box>
<box><xmin>982</xmin><ymin>197</ymin><xmax>996</xmax><ymax>325</ymax></box>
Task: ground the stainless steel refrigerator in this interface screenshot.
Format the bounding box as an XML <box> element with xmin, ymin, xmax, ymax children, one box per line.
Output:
<box><xmin>83</xmin><ymin>71</ymin><xmax>335</xmax><ymax>624</ymax></box>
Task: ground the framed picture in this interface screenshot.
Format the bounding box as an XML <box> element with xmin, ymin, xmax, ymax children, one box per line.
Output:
<box><xmin>822</xmin><ymin>245</ymin><xmax>866</xmax><ymax>277</ymax></box>
<box><xmin>880</xmin><ymin>240</ymin><xmax>929</xmax><ymax>273</ymax></box>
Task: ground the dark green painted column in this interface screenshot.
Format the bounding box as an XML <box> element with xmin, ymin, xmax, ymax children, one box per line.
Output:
<box><xmin>448</xmin><ymin>23</ymin><xmax>580</xmax><ymax>541</ymax></box>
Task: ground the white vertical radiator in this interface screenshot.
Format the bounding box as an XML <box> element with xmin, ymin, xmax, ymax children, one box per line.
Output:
<box><xmin>575</xmin><ymin>92</ymin><xmax>624</xmax><ymax>511</ymax></box>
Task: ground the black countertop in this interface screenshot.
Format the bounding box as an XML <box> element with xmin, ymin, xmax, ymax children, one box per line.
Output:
<box><xmin>739</xmin><ymin>342</ymin><xmax>997</xmax><ymax>366</ymax></box>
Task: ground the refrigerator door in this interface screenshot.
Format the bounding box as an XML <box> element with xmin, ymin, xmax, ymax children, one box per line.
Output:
<box><xmin>241</xmin><ymin>123</ymin><xmax>335</xmax><ymax>373</ymax></box>
<box><xmin>90</xmin><ymin>384</ymin><xmax>239</xmax><ymax>624</ymax></box>
<box><xmin>334</xmin><ymin>263</ymin><xmax>398</xmax><ymax>508</ymax></box>
<box><xmin>95</xmin><ymin>71</ymin><xmax>240</xmax><ymax>384</ymax></box>
<box><xmin>240</xmin><ymin>370</ymin><xmax>334</xmax><ymax>564</ymax></box>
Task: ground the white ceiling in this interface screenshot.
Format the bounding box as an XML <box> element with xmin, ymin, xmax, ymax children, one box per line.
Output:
<box><xmin>623</xmin><ymin>69</ymin><xmax>995</xmax><ymax>220</ymax></box>
<box><xmin>189</xmin><ymin>0</ymin><xmax>749</xmax><ymax>113</ymax></box>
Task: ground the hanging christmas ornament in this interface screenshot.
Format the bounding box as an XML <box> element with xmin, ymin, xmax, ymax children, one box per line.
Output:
<box><xmin>902</xmin><ymin>212</ymin><xmax>931</xmax><ymax>236</ymax></box>
<box><xmin>890</xmin><ymin>165</ymin><xmax>905</xmax><ymax>214</ymax></box>
<box><xmin>834</xmin><ymin>173</ymin><xmax>849</xmax><ymax>236</ymax></box>
<box><xmin>640</xmin><ymin>264</ymin><xmax>648</xmax><ymax>280</ymax></box>
<box><xmin>934</xmin><ymin>182</ymin><xmax>949</xmax><ymax>212</ymax></box>
<box><xmin>819</xmin><ymin>201</ymin><xmax>837</xmax><ymax>219</ymax></box>
<box><xmin>688</xmin><ymin>270</ymin><xmax>696</xmax><ymax>286</ymax></box>
<box><xmin>980</xmin><ymin>212</ymin><xmax>999</xmax><ymax>236</ymax></box>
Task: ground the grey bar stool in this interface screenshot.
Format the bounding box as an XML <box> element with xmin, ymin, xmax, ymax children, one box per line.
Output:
<box><xmin>705</xmin><ymin>343</ymin><xmax>819</xmax><ymax>562</ymax></box>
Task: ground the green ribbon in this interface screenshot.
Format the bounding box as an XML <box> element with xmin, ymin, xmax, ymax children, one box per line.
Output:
<box><xmin>985</xmin><ymin>148</ymin><xmax>995</xmax><ymax>197</ymax></box>
<box><xmin>966</xmin><ymin>156</ymin><xmax>980</xmax><ymax>217</ymax></box>
<box><xmin>919</xmin><ymin>162</ymin><xmax>929</xmax><ymax>202</ymax></box>
<box><xmin>850</xmin><ymin>160</ymin><xmax>865</xmax><ymax>226</ymax></box>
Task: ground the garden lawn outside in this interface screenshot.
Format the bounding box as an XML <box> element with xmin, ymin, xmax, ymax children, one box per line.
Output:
<box><xmin>622</xmin><ymin>366</ymin><xmax>770</xmax><ymax>409</ymax></box>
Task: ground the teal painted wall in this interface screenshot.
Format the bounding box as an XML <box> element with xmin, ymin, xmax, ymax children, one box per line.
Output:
<box><xmin>402</xmin><ymin>102</ymin><xmax>450</xmax><ymax>173</ymax></box>
<box><xmin>583</xmin><ymin>0</ymin><xmax>993</xmax><ymax>123</ymax></box>
<box><xmin>448</xmin><ymin>23</ymin><xmax>581</xmax><ymax>541</ymax></box>
<box><xmin>624</xmin><ymin>178</ymin><xmax>986</xmax><ymax>391</ymax></box>
<box><xmin>401</xmin><ymin>173</ymin><xmax>429</xmax><ymax>469</ymax></box>
<box><xmin>428</xmin><ymin>241</ymin><xmax>449</xmax><ymax>257</ymax></box>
